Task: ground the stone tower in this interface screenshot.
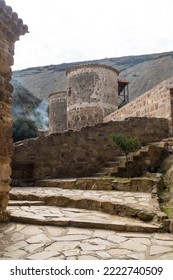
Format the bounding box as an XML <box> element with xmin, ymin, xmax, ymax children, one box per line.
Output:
<box><xmin>49</xmin><ymin>91</ymin><xmax>67</xmax><ymax>134</ymax></box>
<box><xmin>66</xmin><ymin>64</ymin><xmax>119</xmax><ymax>130</ymax></box>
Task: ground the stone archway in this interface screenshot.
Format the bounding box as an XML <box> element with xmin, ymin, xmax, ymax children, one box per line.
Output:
<box><xmin>0</xmin><ymin>0</ymin><xmax>28</xmax><ymax>222</ymax></box>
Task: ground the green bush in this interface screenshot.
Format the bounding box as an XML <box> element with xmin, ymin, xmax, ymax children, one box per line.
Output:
<box><xmin>111</xmin><ymin>134</ymin><xmax>141</xmax><ymax>158</ymax></box>
<box><xmin>13</xmin><ymin>117</ymin><xmax>38</xmax><ymax>142</ymax></box>
<box><xmin>111</xmin><ymin>134</ymin><xmax>141</xmax><ymax>177</ymax></box>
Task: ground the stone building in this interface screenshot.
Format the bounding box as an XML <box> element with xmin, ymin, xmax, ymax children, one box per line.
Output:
<box><xmin>104</xmin><ymin>77</ymin><xmax>173</xmax><ymax>135</ymax></box>
<box><xmin>49</xmin><ymin>64</ymin><xmax>129</xmax><ymax>134</ymax></box>
<box><xmin>49</xmin><ymin>91</ymin><xmax>67</xmax><ymax>134</ymax></box>
<box><xmin>48</xmin><ymin>64</ymin><xmax>173</xmax><ymax>136</ymax></box>
<box><xmin>0</xmin><ymin>0</ymin><xmax>28</xmax><ymax>222</ymax></box>
<box><xmin>66</xmin><ymin>64</ymin><xmax>119</xmax><ymax>130</ymax></box>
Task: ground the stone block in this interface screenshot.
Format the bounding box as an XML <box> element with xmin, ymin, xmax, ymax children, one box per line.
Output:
<box><xmin>169</xmin><ymin>219</ymin><xmax>173</xmax><ymax>234</ymax></box>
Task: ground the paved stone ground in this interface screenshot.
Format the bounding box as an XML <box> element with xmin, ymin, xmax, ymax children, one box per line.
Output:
<box><xmin>4</xmin><ymin>181</ymin><xmax>172</xmax><ymax>260</ymax></box>
<box><xmin>10</xmin><ymin>187</ymin><xmax>165</xmax><ymax>222</ymax></box>
<box><xmin>8</xmin><ymin>205</ymin><xmax>162</xmax><ymax>232</ymax></box>
<box><xmin>0</xmin><ymin>223</ymin><xmax>173</xmax><ymax>260</ymax></box>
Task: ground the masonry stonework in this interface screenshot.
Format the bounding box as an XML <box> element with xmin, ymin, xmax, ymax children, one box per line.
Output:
<box><xmin>104</xmin><ymin>77</ymin><xmax>173</xmax><ymax>134</ymax></box>
<box><xmin>49</xmin><ymin>91</ymin><xmax>67</xmax><ymax>134</ymax></box>
<box><xmin>66</xmin><ymin>64</ymin><xmax>119</xmax><ymax>131</ymax></box>
<box><xmin>12</xmin><ymin>117</ymin><xmax>169</xmax><ymax>181</ymax></box>
<box><xmin>0</xmin><ymin>0</ymin><xmax>28</xmax><ymax>221</ymax></box>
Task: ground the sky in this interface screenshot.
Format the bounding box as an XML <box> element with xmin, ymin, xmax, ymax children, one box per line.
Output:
<box><xmin>5</xmin><ymin>0</ymin><xmax>173</xmax><ymax>70</ymax></box>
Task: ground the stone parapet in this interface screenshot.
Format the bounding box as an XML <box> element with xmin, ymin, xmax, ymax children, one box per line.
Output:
<box><xmin>66</xmin><ymin>64</ymin><xmax>119</xmax><ymax>76</ymax></box>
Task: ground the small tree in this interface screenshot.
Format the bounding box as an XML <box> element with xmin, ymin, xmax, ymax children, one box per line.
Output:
<box><xmin>111</xmin><ymin>134</ymin><xmax>141</xmax><ymax>177</ymax></box>
<box><xmin>13</xmin><ymin>117</ymin><xmax>38</xmax><ymax>142</ymax></box>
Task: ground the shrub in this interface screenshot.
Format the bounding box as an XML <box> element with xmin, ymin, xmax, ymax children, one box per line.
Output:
<box><xmin>111</xmin><ymin>134</ymin><xmax>141</xmax><ymax>177</ymax></box>
<box><xmin>111</xmin><ymin>134</ymin><xmax>141</xmax><ymax>159</ymax></box>
<box><xmin>13</xmin><ymin>117</ymin><xmax>38</xmax><ymax>142</ymax></box>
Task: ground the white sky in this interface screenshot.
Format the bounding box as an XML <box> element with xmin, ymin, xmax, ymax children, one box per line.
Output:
<box><xmin>5</xmin><ymin>0</ymin><xmax>173</xmax><ymax>70</ymax></box>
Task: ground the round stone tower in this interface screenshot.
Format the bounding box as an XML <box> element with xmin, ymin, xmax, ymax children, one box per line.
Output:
<box><xmin>49</xmin><ymin>91</ymin><xmax>67</xmax><ymax>134</ymax></box>
<box><xmin>66</xmin><ymin>64</ymin><xmax>119</xmax><ymax>130</ymax></box>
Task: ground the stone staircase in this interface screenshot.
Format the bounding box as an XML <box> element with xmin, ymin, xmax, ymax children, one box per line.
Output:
<box><xmin>93</xmin><ymin>142</ymin><xmax>168</xmax><ymax>178</ymax></box>
<box><xmin>8</xmin><ymin>177</ymin><xmax>170</xmax><ymax>233</ymax></box>
<box><xmin>9</xmin><ymin>138</ymin><xmax>173</xmax><ymax>234</ymax></box>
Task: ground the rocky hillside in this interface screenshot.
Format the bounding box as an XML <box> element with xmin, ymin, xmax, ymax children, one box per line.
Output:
<box><xmin>12</xmin><ymin>51</ymin><xmax>173</xmax><ymax>128</ymax></box>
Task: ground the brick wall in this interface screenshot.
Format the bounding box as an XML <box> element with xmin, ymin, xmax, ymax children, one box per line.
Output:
<box><xmin>104</xmin><ymin>78</ymin><xmax>173</xmax><ymax>134</ymax></box>
<box><xmin>12</xmin><ymin>117</ymin><xmax>169</xmax><ymax>181</ymax></box>
<box><xmin>0</xmin><ymin>0</ymin><xmax>28</xmax><ymax>221</ymax></box>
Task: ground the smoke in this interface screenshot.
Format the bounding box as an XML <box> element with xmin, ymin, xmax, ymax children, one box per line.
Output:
<box><xmin>29</xmin><ymin>99</ymin><xmax>49</xmax><ymax>130</ymax></box>
<box><xmin>12</xmin><ymin>105</ymin><xmax>24</xmax><ymax>117</ymax></box>
<box><xmin>12</xmin><ymin>98</ymin><xmax>49</xmax><ymax>130</ymax></box>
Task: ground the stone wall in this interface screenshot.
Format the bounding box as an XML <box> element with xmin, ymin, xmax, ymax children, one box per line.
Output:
<box><xmin>66</xmin><ymin>64</ymin><xmax>119</xmax><ymax>131</ymax></box>
<box><xmin>49</xmin><ymin>91</ymin><xmax>67</xmax><ymax>134</ymax></box>
<box><xmin>12</xmin><ymin>117</ymin><xmax>169</xmax><ymax>181</ymax></box>
<box><xmin>104</xmin><ymin>78</ymin><xmax>173</xmax><ymax>134</ymax></box>
<box><xmin>0</xmin><ymin>0</ymin><xmax>28</xmax><ymax>221</ymax></box>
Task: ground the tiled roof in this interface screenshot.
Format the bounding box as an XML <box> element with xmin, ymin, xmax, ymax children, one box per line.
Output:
<box><xmin>0</xmin><ymin>0</ymin><xmax>28</xmax><ymax>37</ymax></box>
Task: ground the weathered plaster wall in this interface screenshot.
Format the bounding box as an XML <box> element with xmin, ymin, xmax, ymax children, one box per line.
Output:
<box><xmin>12</xmin><ymin>117</ymin><xmax>169</xmax><ymax>181</ymax></box>
<box><xmin>104</xmin><ymin>78</ymin><xmax>173</xmax><ymax>134</ymax></box>
<box><xmin>0</xmin><ymin>0</ymin><xmax>28</xmax><ymax>221</ymax></box>
<box><xmin>49</xmin><ymin>91</ymin><xmax>67</xmax><ymax>134</ymax></box>
<box><xmin>66</xmin><ymin>64</ymin><xmax>119</xmax><ymax>131</ymax></box>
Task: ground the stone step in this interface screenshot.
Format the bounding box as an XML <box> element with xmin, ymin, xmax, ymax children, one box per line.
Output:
<box><xmin>36</xmin><ymin>177</ymin><xmax>164</xmax><ymax>193</ymax></box>
<box><xmin>94</xmin><ymin>143</ymin><xmax>168</xmax><ymax>179</ymax></box>
<box><xmin>110</xmin><ymin>171</ymin><xmax>129</xmax><ymax>178</ymax></box>
<box><xmin>100</xmin><ymin>167</ymin><xmax>118</xmax><ymax>174</ymax></box>
<box><xmin>116</xmin><ymin>166</ymin><xmax>127</xmax><ymax>172</ymax></box>
<box><xmin>103</xmin><ymin>161</ymin><xmax>120</xmax><ymax>167</ymax></box>
<box><xmin>114</xmin><ymin>156</ymin><xmax>126</xmax><ymax>162</ymax></box>
<box><xmin>148</xmin><ymin>142</ymin><xmax>168</xmax><ymax>148</ymax></box>
<box><xmin>140</xmin><ymin>151</ymin><xmax>149</xmax><ymax>157</ymax></box>
<box><xmin>8</xmin><ymin>205</ymin><xmax>164</xmax><ymax>233</ymax></box>
<box><xmin>141</xmin><ymin>146</ymin><xmax>149</xmax><ymax>151</ymax></box>
<box><xmin>92</xmin><ymin>173</ymin><xmax>107</xmax><ymax>177</ymax></box>
<box><xmin>132</xmin><ymin>154</ymin><xmax>142</xmax><ymax>160</ymax></box>
<box><xmin>9</xmin><ymin>187</ymin><xmax>167</xmax><ymax>222</ymax></box>
<box><xmin>8</xmin><ymin>200</ymin><xmax>46</xmax><ymax>206</ymax></box>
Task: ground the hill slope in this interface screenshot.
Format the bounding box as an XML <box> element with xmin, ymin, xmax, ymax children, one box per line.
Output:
<box><xmin>13</xmin><ymin>51</ymin><xmax>173</xmax><ymax>101</ymax></box>
<box><xmin>12</xmin><ymin>51</ymin><xmax>173</xmax><ymax>128</ymax></box>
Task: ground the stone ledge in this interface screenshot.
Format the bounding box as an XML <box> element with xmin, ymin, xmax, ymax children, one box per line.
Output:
<box><xmin>9</xmin><ymin>205</ymin><xmax>163</xmax><ymax>233</ymax></box>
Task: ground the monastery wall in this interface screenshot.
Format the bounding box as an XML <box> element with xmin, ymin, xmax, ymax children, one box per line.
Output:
<box><xmin>12</xmin><ymin>117</ymin><xmax>169</xmax><ymax>181</ymax></box>
<box><xmin>104</xmin><ymin>78</ymin><xmax>173</xmax><ymax>134</ymax></box>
